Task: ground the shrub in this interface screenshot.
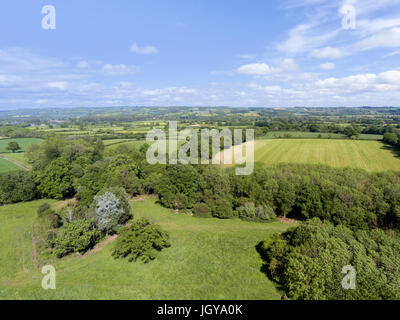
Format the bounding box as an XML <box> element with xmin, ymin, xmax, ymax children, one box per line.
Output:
<box><xmin>40</xmin><ymin>210</ymin><xmax>62</xmax><ymax>229</ymax></box>
<box><xmin>193</xmin><ymin>203</ymin><xmax>212</xmax><ymax>218</ymax></box>
<box><xmin>50</xmin><ymin>220</ymin><xmax>100</xmax><ymax>258</ymax></box>
<box><xmin>211</xmin><ymin>198</ymin><xmax>235</xmax><ymax>219</ymax></box>
<box><xmin>97</xmin><ymin>187</ymin><xmax>132</xmax><ymax>225</ymax></box>
<box><xmin>237</xmin><ymin>202</ymin><xmax>277</xmax><ymax>222</ymax></box>
<box><xmin>112</xmin><ymin>218</ymin><xmax>171</xmax><ymax>263</ymax></box>
<box><xmin>37</xmin><ymin>203</ymin><xmax>51</xmax><ymax>217</ymax></box>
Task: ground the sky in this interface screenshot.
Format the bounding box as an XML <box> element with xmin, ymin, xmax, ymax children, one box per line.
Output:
<box><xmin>1</xmin><ymin>0</ymin><xmax>400</xmax><ymax>109</ymax></box>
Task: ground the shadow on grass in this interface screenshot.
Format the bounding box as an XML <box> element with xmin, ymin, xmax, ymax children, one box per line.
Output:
<box><xmin>255</xmin><ymin>241</ymin><xmax>286</xmax><ymax>297</ymax></box>
<box><xmin>380</xmin><ymin>143</ymin><xmax>400</xmax><ymax>159</ymax></box>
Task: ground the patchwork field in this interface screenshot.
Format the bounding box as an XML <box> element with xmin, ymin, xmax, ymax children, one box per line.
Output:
<box><xmin>0</xmin><ymin>198</ymin><xmax>291</xmax><ymax>300</ymax></box>
<box><xmin>218</xmin><ymin>139</ymin><xmax>400</xmax><ymax>172</ymax></box>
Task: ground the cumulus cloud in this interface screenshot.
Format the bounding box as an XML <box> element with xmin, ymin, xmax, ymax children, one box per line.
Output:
<box><xmin>130</xmin><ymin>43</ymin><xmax>159</xmax><ymax>55</ymax></box>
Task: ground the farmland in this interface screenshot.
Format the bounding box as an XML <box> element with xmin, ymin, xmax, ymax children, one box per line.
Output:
<box><xmin>0</xmin><ymin>138</ymin><xmax>42</xmax><ymax>153</ymax></box>
<box><xmin>218</xmin><ymin>139</ymin><xmax>400</xmax><ymax>172</ymax></box>
<box><xmin>0</xmin><ymin>157</ymin><xmax>21</xmax><ymax>173</ymax></box>
<box><xmin>0</xmin><ymin>138</ymin><xmax>41</xmax><ymax>172</ymax></box>
<box><xmin>0</xmin><ymin>198</ymin><xmax>291</xmax><ymax>300</ymax></box>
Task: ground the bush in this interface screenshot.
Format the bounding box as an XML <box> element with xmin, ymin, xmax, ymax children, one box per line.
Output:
<box><xmin>98</xmin><ymin>187</ymin><xmax>132</xmax><ymax>224</ymax></box>
<box><xmin>237</xmin><ymin>202</ymin><xmax>277</xmax><ymax>222</ymax></box>
<box><xmin>37</xmin><ymin>203</ymin><xmax>51</xmax><ymax>217</ymax></box>
<box><xmin>40</xmin><ymin>210</ymin><xmax>62</xmax><ymax>229</ymax></box>
<box><xmin>93</xmin><ymin>189</ymin><xmax>132</xmax><ymax>234</ymax></box>
<box><xmin>112</xmin><ymin>218</ymin><xmax>170</xmax><ymax>263</ymax></box>
<box><xmin>211</xmin><ymin>198</ymin><xmax>235</xmax><ymax>219</ymax></box>
<box><xmin>193</xmin><ymin>203</ymin><xmax>212</xmax><ymax>218</ymax></box>
<box><xmin>50</xmin><ymin>220</ymin><xmax>100</xmax><ymax>258</ymax></box>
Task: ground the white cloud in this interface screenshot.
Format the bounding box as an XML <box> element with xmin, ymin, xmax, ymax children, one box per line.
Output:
<box><xmin>46</xmin><ymin>81</ymin><xmax>69</xmax><ymax>91</ymax></box>
<box><xmin>310</xmin><ymin>47</ymin><xmax>344</xmax><ymax>59</ymax></box>
<box><xmin>319</xmin><ymin>62</ymin><xmax>335</xmax><ymax>70</ymax></box>
<box><xmin>77</xmin><ymin>61</ymin><xmax>89</xmax><ymax>69</ymax></box>
<box><xmin>130</xmin><ymin>43</ymin><xmax>159</xmax><ymax>55</ymax></box>
<box><xmin>35</xmin><ymin>99</ymin><xmax>48</xmax><ymax>104</ymax></box>
<box><xmin>237</xmin><ymin>63</ymin><xmax>277</xmax><ymax>75</ymax></box>
<box><xmin>102</xmin><ymin>64</ymin><xmax>139</xmax><ymax>76</ymax></box>
<box><xmin>277</xmin><ymin>23</ymin><xmax>340</xmax><ymax>55</ymax></box>
<box><xmin>356</xmin><ymin>27</ymin><xmax>400</xmax><ymax>51</ymax></box>
<box><xmin>238</xmin><ymin>54</ymin><xmax>256</xmax><ymax>59</ymax></box>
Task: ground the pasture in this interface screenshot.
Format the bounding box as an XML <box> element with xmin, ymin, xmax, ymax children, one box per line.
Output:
<box><xmin>258</xmin><ymin>131</ymin><xmax>383</xmax><ymax>140</ymax></box>
<box><xmin>219</xmin><ymin>139</ymin><xmax>400</xmax><ymax>172</ymax></box>
<box><xmin>0</xmin><ymin>157</ymin><xmax>22</xmax><ymax>173</ymax></box>
<box><xmin>0</xmin><ymin>138</ymin><xmax>42</xmax><ymax>153</ymax></box>
<box><xmin>0</xmin><ymin>198</ymin><xmax>291</xmax><ymax>300</ymax></box>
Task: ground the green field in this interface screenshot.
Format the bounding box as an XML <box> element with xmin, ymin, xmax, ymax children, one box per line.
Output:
<box><xmin>0</xmin><ymin>138</ymin><xmax>42</xmax><ymax>153</ymax></box>
<box><xmin>0</xmin><ymin>157</ymin><xmax>22</xmax><ymax>173</ymax></box>
<box><xmin>0</xmin><ymin>198</ymin><xmax>291</xmax><ymax>299</ymax></box>
<box><xmin>219</xmin><ymin>139</ymin><xmax>400</xmax><ymax>172</ymax></box>
<box><xmin>253</xmin><ymin>139</ymin><xmax>400</xmax><ymax>172</ymax></box>
<box><xmin>0</xmin><ymin>153</ymin><xmax>31</xmax><ymax>168</ymax></box>
<box><xmin>258</xmin><ymin>131</ymin><xmax>383</xmax><ymax>140</ymax></box>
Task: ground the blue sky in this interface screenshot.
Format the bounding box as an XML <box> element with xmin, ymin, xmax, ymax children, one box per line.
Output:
<box><xmin>1</xmin><ymin>0</ymin><xmax>400</xmax><ymax>109</ymax></box>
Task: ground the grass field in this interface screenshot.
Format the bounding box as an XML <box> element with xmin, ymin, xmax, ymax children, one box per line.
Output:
<box><xmin>0</xmin><ymin>138</ymin><xmax>42</xmax><ymax>153</ymax></box>
<box><xmin>0</xmin><ymin>198</ymin><xmax>291</xmax><ymax>300</ymax></box>
<box><xmin>258</xmin><ymin>131</ymin><xmax>383</xmax><ymax>140</ymax></box>
<box><xmin>0</xmin><ymin>153</ymin><xmax>31</xmax><ymax>168</ymax></box>
<box><xmin>0</xmin><ymin>157</ymin><xmax>22</xmax><ymax>173</ymax></box>
<box><xmin>218</xmin><ymin>139</ymin><xmax>400</xmax><ymax>172</ymax></box>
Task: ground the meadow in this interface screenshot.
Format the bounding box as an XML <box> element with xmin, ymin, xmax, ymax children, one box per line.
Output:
<box><xmin>0</xmin><ymin>138</ymin><xmax>40</xmax><ymax>172</ymax></box>
<box><xmin>0</xmin><ymin>138</ymin><xmax>42</xmax><ymax>153</ymax></box>
<box><xmin>0</xmin><ymin>157</ymin><xmax>22</xmax><ymax>173</ymax></box>
<box><xmin>0</xmin><ymin>198</ymin><xmax>291</xmax><ymax>300</ymax></box>
<box><xmin>219</xmin><ymin>139</ymin><xmax>400</xmax><ymax>172</ymax></box>
<box><xmin>258</xmin><ymin>131</ymin><xmax>383</xmax><ymax>140</ymax></box>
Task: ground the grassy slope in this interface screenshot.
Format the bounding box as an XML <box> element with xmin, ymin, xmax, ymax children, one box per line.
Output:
<box><xmin>0</xmin><ymin>157</ymin><xmax>22</xmax><ymax>173</ymax></box>
<box><xmin>0</xmin><ymin>198</ymin><xmax>291</xmax><ymax>300</ymax></box>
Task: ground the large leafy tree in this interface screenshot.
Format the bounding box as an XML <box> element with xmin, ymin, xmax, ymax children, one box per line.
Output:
<box><xmin>35</xmin><ymin>158</ymin><xmax>74</xmax><ymax>200</ymax></box>
<box><xmin>6</xmin><ymin>141</ymin><xmax>21</xmax><ymax>153</ymax></box>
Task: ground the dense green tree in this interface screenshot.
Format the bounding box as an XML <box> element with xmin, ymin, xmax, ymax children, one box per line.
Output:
<box><xmin>34</xmin><ymin>158</ymin><xmax>74</xmax><ymax>200</ymax></box>
<box><xmin>50</xmin><ymin>219</ymin><xmax>100</xmax><ymax>258</ymax></box>
<box><xmin>112</xmin><ymin>217</ymin><xmax>170</xmax><ymax>263</ymax></box>
<box><xmin>6</xmin><ymin>141</ymin><xmax>21</xmax><ymax>153</ymax></box>
<box><xmin>0</xmin><ymin>171</ymin><xmax>38</xmax><ymax>204</ymax></box>
<box><xmin>260</xmin><ymin>219</ymin><xmax>400</xmax><ymax>300</ymax></box>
